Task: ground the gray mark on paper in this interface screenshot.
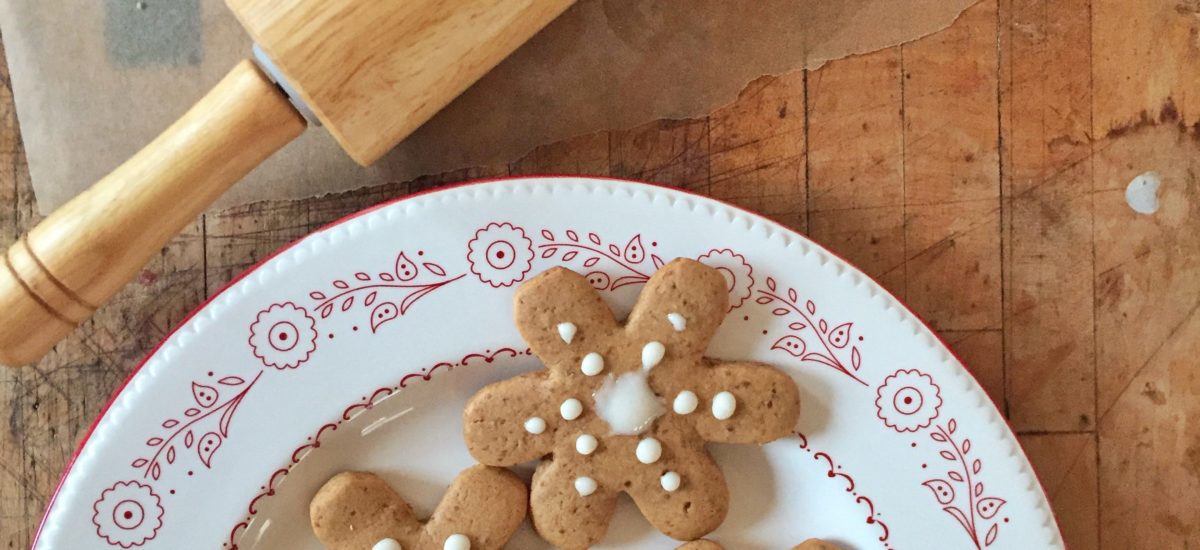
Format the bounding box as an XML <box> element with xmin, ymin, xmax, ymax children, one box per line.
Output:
<box><xmin>104</xmin><ymin>0</ymin><xmax>202</xmax><ymax>67</ymax></box>
<box><xmin>1125</xmin><ymin>171</ymin><xmax>1161</xmax><ymax>215</ymax></box>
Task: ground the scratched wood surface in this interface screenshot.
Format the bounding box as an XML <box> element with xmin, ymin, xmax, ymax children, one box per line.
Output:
<box><xmin>2</xmin><ymin>0</ymin><xmax>1198</xmax><ymax>547</ymax></box>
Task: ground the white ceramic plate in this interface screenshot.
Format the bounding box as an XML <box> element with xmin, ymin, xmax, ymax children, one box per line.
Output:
<box><xmin>35</xmin><ymin>177</ymin><xmax>1063</xmax><ymax>550</ymax></box>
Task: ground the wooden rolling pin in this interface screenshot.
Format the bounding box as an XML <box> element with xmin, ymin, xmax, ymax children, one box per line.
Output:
<box><xmin>0</xmin><ymin>0</ymin><xmax>575</xmax><ymax>366</ymax></box>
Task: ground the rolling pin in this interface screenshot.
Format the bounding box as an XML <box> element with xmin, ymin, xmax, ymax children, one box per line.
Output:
<box><xmin>0</xmin><ymin>0</ymin><xmax>575</xmax><ymax>366</ymax></box>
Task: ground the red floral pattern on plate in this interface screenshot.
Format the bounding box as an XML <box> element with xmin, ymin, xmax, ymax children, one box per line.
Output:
<box><xmin>248</xmin><ymin>303</ymin><xmax>316</xmax><ymax>369</ymax></box>
<box><xmin>696</xmin><ymin>248</ymin><xmax>754</xmax><ymax>309</ymax></box>
<box><xmin>467</xmin><ymin>222</ymin><xmax>535</xmax><ymax>287</ymax></box>
<box><xmin>875</xmin><ymin>369</ymin><xmax>942</xmax><ymax>432</ymax></box>
<box><xmin>92</xmin><ymin>481</ymin><xmax>163</xmax><ymax>548</ymax></box>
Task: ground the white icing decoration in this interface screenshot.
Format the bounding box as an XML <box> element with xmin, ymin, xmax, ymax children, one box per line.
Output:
<box><xmin>712</xmin><ymin>391</ymin><xmax>737</xmax><ymax>420</ymax></box>
<box><xmin>560</xmin><ymin>398</ymin><xmax>583</xmax><ymax>420</ymax></box>
<box><xmin>576</xmin><ymin>433</ymin><xmax>598</xmax><ymax>455</ymax></box>
<box><xmin>524</xmin><ymin>417</ymin><xmax>546</xmax><ymax>434</ymax></box>
<box><xmin>581</xmin><ymin>352</ymin><xmax>604</xmax><ymax>376</ymax></box>
<box><xmin>443</xmin><ymin>533</ymin><xmax>470</xmax><ymax>550</ymax></box>
<box><xmin>667</xmin><ymin>312</ymin><xmax>687</xmax><ymax>332</ymax></box>
<box><xmin>557</xmin><ymin>322</ymin><xmax>577</xmax><ymax>344</ymax></box>
<box><xmin>641</xmin><ymin>341</ymin><xmax>666</xmax><ymax>370</ymax></box>
<box><xmin>673</xmin><ymin>390</ymin><xmax>699</xmax><ymax>414</ymax></box>
<box><xmin>636</xmin><ymin>438</ymin><xmax>662</xmax><ymax>464</ymax></box>
<box><xmin>373</xmin><ymin>539</ymin><xmax>403</xmax><ymax>550</ymax></box>
<box><xmin>593</xmin><ymin>371</ymin><xmax>666</xmax><ymax>435</ymax></box>
<box><xmin>575</xmin><ymin>476</ymin><xmax>598</xmax><ymax>496</ymax></box>
<box><xmin>660</xmin><ymin>471</ymin><xmax>681</xmax><ymax>492</ymax></box>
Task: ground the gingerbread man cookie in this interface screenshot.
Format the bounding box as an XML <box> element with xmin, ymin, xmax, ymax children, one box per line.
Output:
<box><xmin>310</xmin><ymin>465</ymin><xmax>526</xmax><ymax>550</ymax></box>
<box><xmin>463</xmin><ymin>259</ymin><xmax>801</xmax><ymax>549</ymax></box>
<box><xmin>677</xmin><ymin>539</ymin><xmax>841</xmax><ymax>550</ymax></box>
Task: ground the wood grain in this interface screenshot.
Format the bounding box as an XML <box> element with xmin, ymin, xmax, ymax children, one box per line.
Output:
<box><xmin>4</xmin><ymin>1</ymin><xmax>1200</xmax><ymax>547</ymax></box>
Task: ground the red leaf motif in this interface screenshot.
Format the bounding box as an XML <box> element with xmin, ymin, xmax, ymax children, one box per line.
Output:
<box><xmin>939</xmin><ymin>450</ymin><xmax>957</xmax><ymax>461</ymax></box>
<box><xmin>651</xmin><ymin>254</ymin><xmax>664</xmax><ymax>269</ymax></box>
<box><xmin>184</xmin><ymin>431</ymin><xmax>194</xmax><ymax>448</ymax></box>
<box><xmin>788</xmin><ymin>322</ymin><xmax>807</xmax><ymax>330</ymax></box>
<box><xmin>423</xmin><ymin>262</ymin><xmax>446</xmax><ymax>276</ymax></box>
<box><xmin>829</xmin><ymin>322</ymin><xmax>853</xmax><ymax>348</ymax></box>
<box><xmin>787</xmin><ymin>287</ymin><xmax>798</xmax><ymax>303</ymax></box>
<box><xmin>379</xmin><ymin>272</ymin><xmax>395</xmax><ymax>282</ymax></box>
<box><xmin>770</xmin><ymin>335</ymin><xmax>807</xmax><ymax>357</ymax></box>
<box><xmin>772</xmin><ymin>308</ymin><xmax>790</xmax><ymax>316</ymax></box>
<box><xmin>623</xmin><ymin>235</ymin><xmax>645</xmax><ymax>263</ymax></box>
<box><xmin>819</xmin><ymin>319</ymin><xmax>829</xmax><ymax>333</ymax></box>
<box><xmin>973</xmin><ymin>459</ymin><xmax>982</xmax><ymax>474</ymax></box>
<box><xmin>364</xmin><ymin>291</ymin><xmax>377</xmax><ymax>307</ymax></box>
<box><xmin>309</xmin><ymin>291</ymin><xmax>326</xmax><ymax>300</ymax></box>
<box><xmin>191</xmin><ymin>382</ymin><xmax>218</xmax><ymax>408</ymax></box>
<box><xmin>162</xmin><ymin>419</ymin><xmax>179</xmax><ymax>428</ymax></box>
<box><xmin>332</xmin><ymin>280</ymin><xmax>349</xmax><ymax>289</ymax></box>
<box><xmin>974</xmin><ymin>482</ymin><xmax>984</xmax><ymax>496</ymax></box>
<box><xmin>166</xmin><ymin>446</ymin><xmax>176</xmax><ymax>464</ymax></box>
<box><xmin>583</xmin><ymin>257</ymin><xmax>600</xmax><ymax>268</ymax></box>
<box><xmin>184</xmin><ymin>408</ymin><xmax>200</xmax><ymax>417</ymax></box>
<box><xmin>541</xmin><ymin>229</ymin><xmax>553</xmax><ymax>240</ymax></box>
<box><xmin>132</xmin><ymin>458</ymin><xmax>148</xmax><ymax>468</ymax></box>
<box><xmin>930</xmin><ymin>431</ymin><xmax>948</xmax><ymax>442</ymax></box>
<box><xmin>755</xmin><ymin>296</ymin><xmax>773</xmax><ymax>305</ymax></box>
<box><xmin>562</xmin><ymin>251</ymin><xmax>578</xmax><ymax>262</ymax></box>
<box><xmin>394</xmin><ymin>252</ymin><xmax>418</xmax><ymax>281</ymax></box>
<box><xmin>944</xmin><ymin>506</ymin><xmax>973</xmax><ymax>538</ymax></box>
<box><xmin>976</xmin><ymin>497</ymin><xmax>1006</xmax><ymax>519</ymax></box>
<box><xmin>341</xmin><ymin>296</ymin><xmax>354</xmax><ymax>311</ymax></box>
<box><xmin>949</xmin><ymin>419</ymin><xmax>958</xmax><ymax>434</ymax></box>
<box><xmin>354</xmin><ymin>272</ymin><xmax>370</xmax><ymax>281</ymax></box>
<box><xmin>151</xmin><ymin>463</ymin><xmax>161</xmax><ymax>481</ymax></box>
<box><xmin>588</xmin><ymin>232</ymin><xmax>601</xmax><ymax>245</ymax></box>
<box><xmin>541</xmin><ymin>248</ymin><xmax>557</xmax><ymax>258</ymax></box>
<box><xmin>217</xmin><ymin>376</ymin><xmax>244</xmax><ymax>386</ymax></box>
<box><xmin>611</xmin><ymin>275</ymin><xmax>647</xmax><ymax>290</ymax></box>
<box><xmin>985</xmin><ymin>523</ymin><xmax>999</xmax><ymax>546</ymax></box>
<box><xmin>197</xmin><ymin>432</ymin><xmax>222</xmax><ymax>468</ymax></box>
<box><xmin>566</xmin><ymin>230</ymin><xmax>579</xmax><ymax>242</ymax></box>
<box><xmin>962</xmin><ymin>439</ymin><xmax>972</xmax><ymax>454</ymax></box>
<box><xmin>851</xmin><ymin>346</ymin><xmax>862</xmax><ymax>370</ymax></box>
<box><xmin>584</xmin><ymin>271</ymin><xmax>611</xmax><ymax>290</ymax></box>
<box><xmin>766</xmin><ymin>277</ymin><xmax>777</xmax><ymax>291</ymax></box>
<box><xmin>219</xmin><ymin>396</ymin><xmax>241</xmax><ymax>437</ymax></box>
<box><xmin>948</xmin><ymin>471</ymin><xmax>964</xmax><ymax>482</ymax></box>
<box><xmin>608</xmin><ymin>244</ymin><xmax>620</xmax><ymax>256</ymax></box>
<box><xmin>320</xmin><ymin>303</ymin><xmax>334</xmax><ymax>318</ymax></box>
<box><xmin>806</xmin><ymin>300</ymin><xmax>816</xmax><ymax>314</ymax></box>
<box><xmin>370</xmin><ymin>302</ymin><xmax>399</xmax><ymax>333</ymax></box>
<box><xmin>922</xmin><ymin>479</ymin><xmax>956</xmax><ymax>504</ymax></box>
<box><xmin>400</xmin><ymin>285</ymin><xmax>439</xmax><ymax>314</ymax></box>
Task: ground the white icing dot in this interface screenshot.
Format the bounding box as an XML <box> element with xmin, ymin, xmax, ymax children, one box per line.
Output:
<box><xmin>524</xmin><ymin>417</ymin><xmax>546</xmax><ymax>434</ymax></box>
<box><xmin>636</xmin><ymin>438</ymin><xmax>662</xmax><ymax>464</ymax></box>
<box><xmin>575</xmin><ymin>476</ymin><xmax>598</xmax><ymax>496</ymax></box>
<box><xmin>560</xmin><ymin>398</ymin><xmax>583</xmax><ymax>420</ymax></box>
<box><xmin>557</xmin><ymin>322</ymin><xmax>577</xmax><ymax>344</ymax></box>
<box><xmin>581</xmin><ymin>352</ymin><xmax>604</xmax><ymax>376</ymax></box>
<box><xmin>373</xmin><ymin>539</ymin><xmax>403</xmax><ymax>550</ymax></box>
<box><xmin>576</xmin><ymin>434</ymin><xmax>598</xmax><ymax>455</ymax></box>
<box><xmin>660</xmin><ymin>471</ymin><xmax>681</xmax><ymax>492</ymax></box>
<box><xmin>712</xmin><ymin>391</ymin><xmax>737</xmax><ymax>420</ymax></box>
<box><xmin>667</xmin><ymin>312</ymin><xmax>687</xmax><ymax>332</ymax></box>
<box><xmin>642</xmin><ymin>341</ymin><xmax>666</xmax><ymax>370</ymax></box>
<box><xmin>673</xmin><ymin>390</ymin><xmax>699</xmax><ymax>414</ymax></box>
<box><xmin>443</xmin><ymin>533</ymin><xmax>470</xmax><ymax>550</ymax></box>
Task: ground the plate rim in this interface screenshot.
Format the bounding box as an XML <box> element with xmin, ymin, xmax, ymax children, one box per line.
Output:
<box><xmin>32</xmin><ymin>174</ymin><xmax>1065</xmax><ymax>547</ymax></box>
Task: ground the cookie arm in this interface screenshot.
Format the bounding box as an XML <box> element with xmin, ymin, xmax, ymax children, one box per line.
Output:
<box><xmin>514</xmin><ymin>266</ymin><xmax>620</xmax><ymax>372</ymax></box>
<box><xmin>625</xmin><ymin>259</ymin><xmax>730</xmax><ymax>359</ymax></box>
<box><xmin>424</xmin><ymin>465</ymin><xmax>528</xmax><ymax>550</ymax></box>
<box><xmin>310</xmin><ymin>472</ymin><xmax>422</xmax><ymax>550</ymax></box>
<box><xmin>690</xmin><ymin>361</ymin><xmax>800</xmax><ymax>444</ymax></box>
<box><xmin>463</xmin><ymin>372</ymin><xmax>557</xmax><ymax>466</ymax></box>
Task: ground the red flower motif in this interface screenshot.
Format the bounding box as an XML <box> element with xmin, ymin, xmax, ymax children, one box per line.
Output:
<box><xmin>249</xmin><ymin>302</ymin><xmax>317</xmax><ymax>369</ymax></box>
<box><xmin>467</xmin><ymin>222</ymin><xmax>535</xmax><ymax>287</ymax></box>
<box><xmin>92</xmin><ymin>481</ymin><xmax>163</xmax><ymax>548</ymax></box>
<box><xmin>696</xmin><ymin>248</ymin><xmax>754</xmax><ymax>310</ymax></box>
<box><xmin>875</xmin><ymin>369</ymin><xmax>942</xmax><ymax>432</ymax></box>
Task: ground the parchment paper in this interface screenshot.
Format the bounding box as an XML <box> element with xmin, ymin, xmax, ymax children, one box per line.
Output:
<box><xmin>0</xmin><ymin>0</ymin><xmax>974</xmax><ymax>214</ymax></box>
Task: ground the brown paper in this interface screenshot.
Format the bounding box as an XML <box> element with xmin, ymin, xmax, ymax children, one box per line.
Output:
<box><xmin>0</xmin><ymin>0</ymin><xmax>973</xmax><ymax>215</ymax></box>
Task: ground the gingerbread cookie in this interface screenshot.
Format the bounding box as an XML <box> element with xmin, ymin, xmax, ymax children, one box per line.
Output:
<box><xmin>677</xmin><ymin>539</ymin><xmax>841</xmax><ymax>550</ymax></box>
<box><xmin>463</xmin><ymin>259</ymin><xmax>801</xmax><ymax>549</ymax></box>
<box><xmin>310</xmin><ymin>465</ymin><xmax>527</xmax><ymax>550</ymax></box>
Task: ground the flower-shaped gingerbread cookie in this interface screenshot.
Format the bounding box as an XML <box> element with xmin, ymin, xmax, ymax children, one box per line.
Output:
<box><xmin>310</xmin><ymin>465</ymin><xmax>526</xmax><ymax>550</ymax></box>
<box><xmin>464</xmin><ymin>259</ymin><xmax>801</xmax><ymax>549</ymax></box>
<box><xmin>677</xmin><ymin>539</ymin><xmax>841</xmax><ymax>550</ymax></box>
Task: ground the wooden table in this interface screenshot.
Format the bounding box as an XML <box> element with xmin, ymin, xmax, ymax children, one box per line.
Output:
<box><xmin>2</xmin><ymin>1</ymin><xmax>1198</xmax><ymax>547</ymax></box>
